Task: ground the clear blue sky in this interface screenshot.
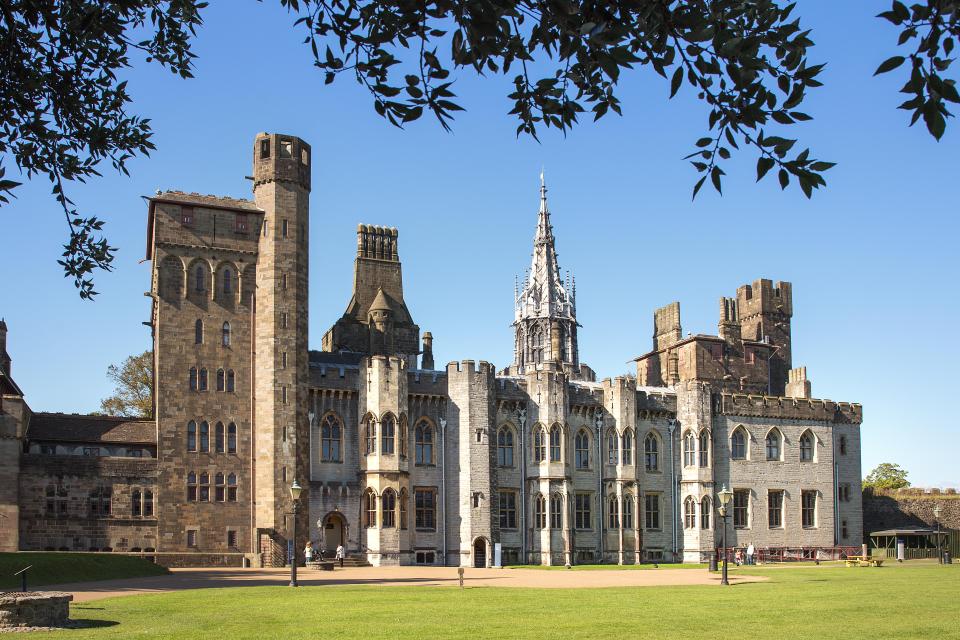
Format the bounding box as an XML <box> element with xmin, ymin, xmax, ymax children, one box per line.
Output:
<box><xmin>0</xmin><ymin>2</ymin><xmax>957</xmax><ymax>486</ymax></box>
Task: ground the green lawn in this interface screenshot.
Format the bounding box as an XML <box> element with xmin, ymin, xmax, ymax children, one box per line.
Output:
<box><xmin>507</xmin><ymin>562</ymin><xmax>707</xmax><ymax>570</ymax></box>
<box><xmin>0</xmin><ymin>553</ymin><xmax>168</xmax><ymax>589</ymax></box>
<box><xmin>32</xmin><ymin>563</ymin><xmax>960</xmax><ymax>639</ymax></box>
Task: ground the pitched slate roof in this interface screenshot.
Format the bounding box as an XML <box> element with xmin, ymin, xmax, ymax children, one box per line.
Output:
<box><xmin>151</xmin><ymin>191</ymin><xmax>262</xmax><ymax>212</ymax></box>
<box><xmin>27</xmin><ymin>413</ymin><xmax>156</xmax><ymax>445</ymax></box>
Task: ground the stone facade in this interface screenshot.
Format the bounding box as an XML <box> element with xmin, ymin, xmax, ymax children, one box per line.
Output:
<box><xmin>0</xmin><ymin>133</ymin><xmax>864</xmax><ymax>567</ymax></box>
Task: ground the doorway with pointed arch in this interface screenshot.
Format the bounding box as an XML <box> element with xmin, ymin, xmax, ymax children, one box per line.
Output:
<box><xmin>321</xmin><ymin>511</ymin><xmax>348</xmax><ymax>556</ymax></box>
<box><xmin>473</xmin><ymin>537</ymin><xmax>489</xmax><ymax>568</ymax></box>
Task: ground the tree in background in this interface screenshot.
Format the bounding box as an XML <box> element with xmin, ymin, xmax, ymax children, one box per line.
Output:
<box><xmin>99</xmin><ymin>351</ymin><xmax>154</xmax><ymax>418</ymax></box>
<box><xmin>0</xmin><ymin>1</ymin><xmax>955</xmax><ymax>298</ymax></box>
<box><xmin>863</xmin><ymin>463</ymin><xmax>911</xmax><ymax>491</ymax></box>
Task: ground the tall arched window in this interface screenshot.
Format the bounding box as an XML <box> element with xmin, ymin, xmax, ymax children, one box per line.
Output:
<box><xmin>399</xmin><ymin>489</ymin><xmax>408</xmax><ymax>529</ymax></box>
<box><xmin>683</xmin><ymin>431</ymin><xmax>696</xmax><ymax>466</ymax></box>
<box><xmin>549</xmin><ymin>425</ymin><xmax>562</xmax><ymax>461</ymax></box>
<box><xmin>415</xmin><ymin>420</ymin><xmax>434</xmax><ymax>465</ymax></box>
<box><xmin>223</xmin><ymin>268</ymin><xmax>232</xmax><ymax>294</ymax></box>
<box><xmin>364</xmin><ymin>415</ymin><xmax>377</xmax><ymax>455</ymax></box>
<box><xmin>132</xmin><ymin>489</ymin><xmax>142</xmax><ymax>516</ymax></box>
<box><xmin>195</xmin><ymin>319</ymin><xmax>203</xmax><ymax>344</ymax></box>
<box><xmin>143</xmin><ymin>490</ymin><xmax>154</xmax><ymax>516</ymax></box>
<box><xmin>765</xmin><ymin>429</ymin><xmax>782</xmax><ymax>461</ymax></box>
<box><xmin>839</xmin><ymin>435</ymin><xmax>848</xmax><ymax>456</ymax></box>
<box><xmin>622</xmin><ymin>429</ymin><xmax>634</xmax><ymax>465</ymax></box>
<box><xmin>644</xmin><ymin>432</ymin><xmax>659</xmax><ymax>471</ymax></box>
<box><xmin>216</xmin><ymin>368</ymin><xmax>225</xmax><ymax>392</ymax></box>
<box><xmin>575</xmin><ymin>430</ymin><xmax>590</xmax><ymax>469</ymax></box>
<box><xmin>186</xmin><ymin>472</ymin><xmax>197</xmax><ymax>501</ymax></box>
<box><xmin>215</xmin><ymin>473</ymin><xmax>225</xmax><ymax>501</ymax></box>
<box><xmin>622</xmin><ymin>494</ymin><xmax>634</xmax><ymax>529</ymax></box>
<box><xmin>731</xmin><ymin>428</ymin><xmax>747</xmax><ymax>460</ymax></box>
<box><xmin>399</xmin><ymin>417</ymin><xmax>408</xmax><ymax>458</ymax></box>
<box><xmin>222</xmin><ymin>322</ymin><xmax>231</xmax><ymax>347</ymax></box>
<box><xmin>608</xmin><ymin>495</ymin><xmax>620</xmax><ymax>529</ymax></box>
<box><xmin>194</xmin><ymin>264</ymin><xmax>205</xmax><ymax>291</ymax></box>
<box><xmin>698</xmin><ymin>430</ymin><xmax>710</xmax><ymax>467</ymax></box>
<box><xmin>534</xmin><ymin>494</ymin><xmax>546</xmax><ymax>529</ymax></box>
<box><xmin>534</xmin><ymin>426</ymin><xmax>547</xmax><ymax>463</ymax></box>
<box><xmin>189</xmin><ymin>367</ymin><xmax>198</xmax><ymax>391</ymax></box>
<box><xmin>198</xmin><ymin>472</ymin><xmax>210</xmax><ymax>501</ymax></box>
<box><xmin>226</xmin><ymin>370</ymin><xmax>235</xmax><ymax>392</ymax></box>
<box><xmin>199</xmin><ymin>421</ymin><xmax>209</xmax><ymax>453</ymax></box>
<box><xmin>215</xmin><ymin>422</ymin><xmax>225</xmax><ymax>453</ymax></box>
<box><xmin>800</xmin><ymin>431</ymin><xmax>814</xmax><ymax>462</ymax></box>
<box><xmin>684</xmin><ymin>496</ymin><xmax>696</xmax><ymax>529</ymax></box>
<box><xmin>187</xmin><ymin>421</ymin><xmax>197</xmax><ymax>452</ymax></box>
<box><xmin>550</xmin><ymin>493</ymin><xmax>563</xmax><ymax>529</ymax></box>
<box><xmin>226</xmin><ymin>473</ymin><xmax>237</xmax><ymax>501</ymax></box>
<box><xmin>607</xmin><ymin>428</ymin><xmax>618</xmax><ymax>465</ymax></box>
<box><xmin>363</xmin><ymin>490</ymin><xmax>377</xmax><ymax>528</ymax></box>
<box><xmin>532</xmin><ymin>327</ymin><xmax>544</xmax><ymax>364</ymax></box>
<box><xmin>227</xmin><ymin>423</ymin><xmax>237</xmax><ymax>454</ymax></box>
<box><xmin>700</xmin><ymin>496</ymin><xmax>711</xmax><ymax>529</ymax></box>
<box><xmin>382</xmin><ymin>490</ymin><xmax>397</xmax><ymax>528</ymax></box>
<box><xmin>198</xmin><ymin>368</ymin><xmax>208</xmax><ymax>391</ymax></box>
<box><xmin>497</xmin><ymin>427</ymin><xmax>514</xmax><ymax>467</ymax></box>
<box><xmin>381</xmin><ymin>414</ymin><xmax>396</xmax><ymax>455</ymax></box>
<box><xmin>321</xmin><ymin>414</ymin><xmax>342</xmax><ymax>462</ymax></box>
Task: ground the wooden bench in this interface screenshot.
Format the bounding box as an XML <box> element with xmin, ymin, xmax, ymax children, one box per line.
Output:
<box><xmin>845</xmin><ymin>555</ymin><xmax>884</xmax><ymax>567</ymax></box>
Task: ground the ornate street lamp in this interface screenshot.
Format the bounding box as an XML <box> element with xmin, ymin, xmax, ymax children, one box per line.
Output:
<box><xmin>290</xmin><ymin>480</ymin><xmax>303</xmax><ymax>587</ymax></box>
<box><xmin>717</xmin><ymin>485</ymin><xmax>734</xmax><ymax>586</ymax></box>
<box><xmin>933</xmin><ymin>504</ymin><xmax>942</xmax><ymax>565</ymax></box>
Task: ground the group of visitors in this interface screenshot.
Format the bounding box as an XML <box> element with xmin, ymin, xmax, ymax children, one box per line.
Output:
<box><xmin>303</xmin><ymin>541</ymin><xmax>346</xmax><ymax>567</ymax></box>
<box><xmin>734</xmin><ymin>543</ymin><xmax>756</xmax><ymax>566</ymax></box>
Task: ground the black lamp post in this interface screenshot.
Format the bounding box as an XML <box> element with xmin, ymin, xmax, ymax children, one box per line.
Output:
<box><xmin>717</xmin><ymin>485</ymin><xmax>733</xmax><ymax>586</ymax></box>
<box><xmin>934</xmin><ymin>504</ymin><xmax>942</xmax><ymax>565</ymax></box>
<box><xmin>290</xmin><ymin>480</ymin><xmax>303</xmax><ymax>587</ymax></box>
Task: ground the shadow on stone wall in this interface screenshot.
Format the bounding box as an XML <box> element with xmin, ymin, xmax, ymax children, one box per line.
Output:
<box><xmin>863</xmin><ymin>488</ymin><xmax>960</xmax><ymax>534</ymax></box>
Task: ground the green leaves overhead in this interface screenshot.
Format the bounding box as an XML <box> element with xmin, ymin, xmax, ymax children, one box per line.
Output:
<box><xmin>876</xmin><ymin>0</ymin><xmax>959</xmax><ymax>141</ymax></box>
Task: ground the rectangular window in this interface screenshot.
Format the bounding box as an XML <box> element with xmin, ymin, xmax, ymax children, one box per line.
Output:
<box><xmin>260</xmin><ymin>139</ymin><xmax>271</xmax><ymax>159</ymax></box>
<box><xmin>227</xmin><ymin>530</ymin><xmax>238</xmax><ymax>548</ymax></box>
<box><xmin>415</xmin><ymin>488</ymin><xmax>437</xmax><ymax>530</ymax></box>
<box><xmin>801</xmin><ymin>490</ymin><xmax>817</xmax><ymax>528</ymax></box>
<box><xmin>768</xmin><ymin>490</ymin><xmax>784</xmax><ymax>528</ymax></box>
<box><xmin>282</xmin><ymin>219</ymin><xmax>289</xmax><ymax>238</ymax></box>
<box><xmin>644</xmin><ymin>494</ymin><xmax>661</xmax><ymax>530</ymax></box>
<box><xmin>709</xmin><ymin>342</ymin><xmax>723</xmax><ymax>360</ymax></box>
<box><xmin>187</xmin><ymin>530</ymin><xmax>198</xmax><ymax>548</ymax></box>
<box><xmin>282</xmin><ymin>386</ymin><xmax>287</xmax><ymax>404</ymax></box>
<box><xmin>575</xmin><ymin>493</ymin><xmax>592</xmax><ymax>530</ymax></box>
<box><xmin>280</xmin><ymin>139</ymin><xmax>292</xmax><ymax>158</ymax></box>
<box><xmin>235</xmin><ymin>214</ymin><xmax>249</xmax><ymax>233</ymax></box>
<box><xmin>415</xmin><ymin>551</ymin><xmax>436</xmax><ymax>565</ymax></box>
<box><xmin>181</xmin><ymin>206</ymin><xmax>194</xmax><ymax>225</ymax></box>
<box><xmin>499</xmin><ymin>491</ymin><xmax>517</xmax><ymax>530</ymax></box>
<box><xmin>733</xmin><ymin>489</ymin><xmax>750</xmax><ymax>529</ymax></box>
<box><xmin>280</xmin><ymin>312</ymin><xmax>287</xmax><ymax>329</ymax></box>
<box><xmin>282</xmin><ymin>352</ymin><xmax>287</xmax><ymax>368</ymax></box>
<box><xmin>841</xmin><ymin>520</ymin><xmax>849</xmax><ymax>540</ymax></box>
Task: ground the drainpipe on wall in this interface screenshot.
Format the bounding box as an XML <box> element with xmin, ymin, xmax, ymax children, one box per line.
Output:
<box><xmin>518</xmin><ymin>404</ymin><xmax>527</xmax><ymax>563</ymax></box>
<box><xmin>595</xmin><ymin>409</ymin><xmax>604</xmax><ymax>562</ymax></box>
<box><xmin>833</xmin><ymin>428</ymin><xmax>840</xmax><ymax>545</ymax></box>
<box><xmin>440</xmin><ymin>410</ymin><xmax>447</xmax><ymax>567</ymax></box>
<box><xmin>667</xmin><ymin>418</ymin><xmax>678</xmax><ymax>559</ymax></box>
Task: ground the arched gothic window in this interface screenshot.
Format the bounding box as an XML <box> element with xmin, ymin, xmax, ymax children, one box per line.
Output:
<box><xmin>195</xmin><ymin>319</ymin><xmax>203</xmax><ymax>344</ymax></box>
<box><xmin>839</xmin><ymin>435</ymin><xmax>848</xmax><ymax>456</ymax></box>
<box><xmin>321</xmin><ymin>414</ymin><xmax>342</xmax><ymax>462</ymax></box>
<box><xmin>227</xmin><ymin>473</ymin><xmax>237</xmax><ymax>501</ymax></box>
<box><xmin>497</xmin><ymin>427</ymin><xmax>514</xmax><ymax>467</ymax></box>
<box><xmin>215</xmin><ymin>473</ymin><xmax>225</xmax><ymax>501</ymax></box>
<box><xmin>534</xmin><ymin>426</ymin><xmax>547</xmax><ymax>463</ymax></box>
<box><xmin>222</xmin><ymin>322</ymin><xmax>231</xmax><ymax>347</ymax></box>
<box><xmin>575</xmin><ymin>430</ymin><xmax>590</xmax><ymax>469</ymax></box>
<box><xmin>800</xmin><ymin>431</ymin><xmax>814</xmax><ymax>462</ymax></box>
<box><xmin>198</xmin><ymin>472</ymin><xmax>210</xmax><ymax>501</ymax></box>
<box><xmin>549</xmin><ymin>425</ymin><xmax>562</xmax><ymax>462</ymax></box>
<box><xmin>226</xmin><ymin>370</ymin><xmax>235</xmax><ymax>392</ymax></box>
<box><xmin>198</xmin><ymin>368</ymin><xmax>208</xmax><ymax>391</ymax></box>
<box><xmin>186</xmin><ymin>421</ymin><xmax>197</xmax><ymax>452</ymax></box>
<box><xmin>532</xmin><ymin>326</ymin><xmax>544</xmax><ymax>364</ymax></box>
<box><xmin>608</xmin><ymin>494</ymin><xmax>620</xmax><ymax>529</ymax></box>
<box><xmin>622</xmin><ymin>429</ymin><xmax>634</xmax><ymax>466</ymax></box>
<box><xmin>534</xmin><ymin>494</ymin><xmax>546</xmax><ymax>529</ymax></box>
<box><xmin>216</xmin><ymin>369</ymin><xmax>225</xmax><ymax>392</ymax></box>
<box><xmin>398</xmin><ymin>417</ymin><xmax>408</xmax><ymax>458</ymax></box>
<box><xmin>215</xmin><ymin>422</ymin><xmax>225</xmax><ymax>453</ymax></box>
<box><xmin>189</xmin><ymin>367</ymin><xmax>198</xmax><ymax>391</ymax></box>
<box><xmin>199</xmin><ymin>421</ymin><xmax>209</xmax><ymax>453</ymax></box>
<box><xmin>227</xmin><ymin>423</ymin><xmax>237</xmax><ymax>454</ymax></box>
<box><xmin>550</xmin><ymin>493</ymin><xmax>563</xmax><ymax>529</ymax></box>
<box><xmin>363</xmin><ymin>490</ymin><xmax>377</xmax><ymax>528</ymax></box>
<box><xmin>399</xmin><ymin>489</ymin><xmax>408</xmax><ymax>529</ymax></box>
<box><xmin>644</xmin><ymin>432</ymin><xmax>659</xmax><ymax>471</ymax></box>
<box><xmin>607</xmin><ymin>428</ymin><xmax>618</xmax><ymax>465</ymax></box>
<box><xmin>766</xmin><ymin>429</ymin><xmax>782</xmax><ymax>461</ymax></box>
<box><xmin>186</xmin><ymin>472</ymin><xmax>197</xmax><ymax>501</ymax></box>
<box><xmin>700</xmin><ymin>496</ymin><xmax>711</xmax><ymax>529</ymax></box>
<box><xmin>731</xmin><ymin>428</ymin><xmax>747</xmax><ymax>460</ymax></box>
<box><xmin>415</xmin><ymin>420</ymin><xmax>434</xmax><ymax>465</ymax></box>
<box><xmin>223</xmin><ymin>268</ymin><xmax>232</xmax><ymax>294</ymax></box>
<box><xmin>683</xmin><ymin>431</ymin><xmax>696</xmax><ymax>466</ymax></box>
<box><xmin>382</xmin><ymin>490</ymin><xmax>397</xmax><ymax>528</ymax></box>
<box><xmin>381</xmin><ymin>415</ymin><xmax>396</xmax><ymax>455</ymax></box>
<box><xmin>684</xmin><ymin>496</ymin><xmax>697</xmax><ymax>529</ymax></box>
<box><xmin>132</xmin><ymin>489</ymin><xmax>142</xmax><ymax>516</ymax></box>
<box><xmin>364</xmin><ymin>415</ymin><xmax>376</xmax><ymax>455</ymax></box>
<box><xmin>622</xmin><ymin>494</ymin><xmax>634</xmax><ymax>529</ymax></box>
<box><xmin>194</xmin><ymin>264</ymin><xmax>205</xmax><ymax>291</ymax></box>
<box><xmin>698</xmin><ymin>430</ymin><xmax>710</xmax><ymax>467</ymax></box>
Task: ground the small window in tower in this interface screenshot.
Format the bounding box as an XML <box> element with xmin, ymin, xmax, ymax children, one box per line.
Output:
<box><xmin>475</xmin><ymin>430</ymin><xmax>483</xmax><ymax>443</ymax></box>
<box><xmin>282</xmin><ymin>386</ymin><xmax>287</xmax><ymax>404</ymax></box>
<box><xmin>301</xmin><ymin>149</ymin><xmax>309</xmax><ymax>165</ymax></box>
<box><xmin>235</xmin><ymin>214</ymin><xmax>248</xmax><ymax>234</ymax></box>
<box><xmin>281</xmin><ymin>273</ymin><xmax>287</xmax><ymax>290</ymax></box>
<box><xmin>260</xmin><ymin>139</ymin><xmax>270</xmax><ymax>159</ymax></box>
<box><xmin>282</xmin><ymin>219</ymin><xmax>288</xmax><ymax>238</ymax></box>
<box><xmin>282</xmin><ymin>467</ymin><xmax>287</xmax><ymax>483</ymax></box>
<box><xmin>280</xmin><ymin>139</ymin><xmax>293</xmax><ymax>158</ymax></box>
<box><xmin>282</xmin><ymin>352</ymin><xmax>287</xmax><ymax>368</ymax></box>
<box><xmin>280</xmin><ymin>312</ymin><xmax>287</xmax><ymax>329</ymax></box>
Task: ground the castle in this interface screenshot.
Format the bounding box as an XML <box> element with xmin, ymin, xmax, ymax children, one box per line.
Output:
<box><xmin>0</xmin><ymin>133</ymin><xmax>864</xmax><ymax>567</ymax></box>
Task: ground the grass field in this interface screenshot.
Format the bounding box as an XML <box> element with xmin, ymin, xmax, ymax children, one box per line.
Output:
<box><xmin>506</xmin><ymin>562</ymin><xmax>707</xmax><ymax>570</ymax></box>
<box><xmin>31</xmin><ymin>563</ymin><xmax>960</xmax><ymax>639</ymax></box>
<box><xmin>0</xmin><ymin>553</ymin><xmax>168</xmax><ymax>590</ymax></box>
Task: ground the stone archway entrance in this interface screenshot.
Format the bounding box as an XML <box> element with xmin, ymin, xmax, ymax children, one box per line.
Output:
<box><xmin>322</xmin><ymin>512</ymin><xmax>347</xmax><ymax>555</ymax></box>
<box><xmin>473</xmin><ymin>538</ymin><xmax>487</xmax><ymax>568</ymax></box>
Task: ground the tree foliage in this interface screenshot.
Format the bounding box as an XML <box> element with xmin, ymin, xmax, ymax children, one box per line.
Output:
<box><xmin>863</xmin><ymin>462</ymin><xmax>911</xmax><ymax>491</ymax></box>
<box><xmin>99</xmin><ymin>350</ymin><xmax>154</xmax><ymax>418</ymax></box>
<box><xmin>0</xmin><ymin>1</ymin><xmax>954</xmax><ymax>300</ymax></box>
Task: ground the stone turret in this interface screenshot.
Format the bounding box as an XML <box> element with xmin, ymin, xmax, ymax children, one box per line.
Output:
<box><xmin>0</xmin><ymin>318</ymin><xmax>9</xmax><ymax>376</ymax></box>
<box><xmin>421</xmin><ymin>332</ymin><xmax>435</xmax><ymax>370</ymax></box>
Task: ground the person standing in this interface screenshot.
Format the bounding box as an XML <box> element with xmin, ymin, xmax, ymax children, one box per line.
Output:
<box><xmin>746</xmin><ymin>542</ymin><xmax>755</xmax><ymax>566</ymax></box>
<box><xmin>305</xmin><ymin>541</ymin><xmax>314</xmax><ymax>565</ymax></box>
<box><xmin>336</xmin><ymin>544</ymin><xmax>345</xmax><ymax>568</ymax></box>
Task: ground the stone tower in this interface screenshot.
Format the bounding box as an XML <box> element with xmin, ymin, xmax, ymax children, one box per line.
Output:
<box><xmin>736</xmin><ymin>279</ymin><xmax>792</xmax><ymax>395</ymax></box>
<box><xmin>0</xmin><ymin>318</ymin><xmax>10</xmax><ymax>376</ymax></box>
<box><xmin>513</xmin><ymin>174</ymin><xmax>579</xmax><ymax>376</ymax></box>
<box><xmin>252</xmin><ymin>133</ymin><xmax>312</xmax><ymax>564</ymax></box>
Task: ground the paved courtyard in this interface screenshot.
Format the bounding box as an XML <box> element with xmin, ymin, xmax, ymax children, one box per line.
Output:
<box><xmin>47</xmin><ymin>566</ymin><xmax>765</xmax><ymax>602</ymax></box>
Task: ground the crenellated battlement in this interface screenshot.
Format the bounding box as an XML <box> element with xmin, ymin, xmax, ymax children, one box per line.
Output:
<box><xmin>357</xmin><ymin>224</ymin><xmax>399</xmax><ymax>262</ymax></box>
<box><xmin>736</xmin><ymin>278</ymin><xmax>793</xmax><ymax>319</ymax></box>
<box><xmin>719</xmin><ymin>392</ymin><xmax>862</xmax><ymax>424</ymax></box>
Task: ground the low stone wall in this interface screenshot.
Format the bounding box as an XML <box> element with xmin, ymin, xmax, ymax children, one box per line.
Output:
<box><xmin>153</xmin><ymin>552</ymin><xmax>246</xmax><ymax>568</ymax></box>
<box><xmin>863</xmin><ymin>488</ymin><xmax>960</xmax><ymax>533</ymax></box>
<box><xmin>0</xmin><ymin>592</ymin><xmax>72</xmax><ymax>629</ymax></box>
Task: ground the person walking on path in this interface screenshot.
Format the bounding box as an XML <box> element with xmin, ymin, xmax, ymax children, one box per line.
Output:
<box><xmin>336</xmin><ymin>544</ymin><xmax>345</xmax><ymax>568</ymax></box>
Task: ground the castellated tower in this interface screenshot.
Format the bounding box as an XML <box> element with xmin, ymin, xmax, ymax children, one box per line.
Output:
<box><xmin>252</xmin><ymin>133</ymin><xmax>312</xmax><ymax>563</ymax></box>
<box><xmin>736</xmin><ymin>279</ymin><xmax>792</xmax><ymax>395</ymax></box>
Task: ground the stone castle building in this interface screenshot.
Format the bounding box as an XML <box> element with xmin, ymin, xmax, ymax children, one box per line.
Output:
<box><xmin>0</xmin><ymin>133</ymin><xmax>864</xmax><ymax>566</ymax></box>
